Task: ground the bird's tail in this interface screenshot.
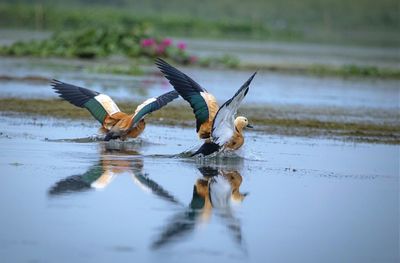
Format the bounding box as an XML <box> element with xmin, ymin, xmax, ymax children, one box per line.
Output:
<box><xmin>104</xmin><ymin>131</ymin><xmax>120</xmax><ymax>141</ymax></box>
<box><xmin>191</xmin><ymin>142</ymin><xmax>220</xmax><ymax>157</ymax></box>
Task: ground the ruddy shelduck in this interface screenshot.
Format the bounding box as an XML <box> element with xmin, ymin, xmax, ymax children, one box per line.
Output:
<box><xmin>155</xmin><ymin>58</ymin><xmax>255</xmax><ymax>156</ymax></box>
<box><xmin>51</xmin><ymin>79</ymin><xmax>178</xmax><ymax>141</ymax></box>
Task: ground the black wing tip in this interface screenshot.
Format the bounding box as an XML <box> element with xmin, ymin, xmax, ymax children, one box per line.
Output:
<box><xmin>155</xmin><ymin>58</ymin><xmax>178</xmax><ymax>78</ymax></box>
<box><xmin>245</xmin><ymin>72</ymin><xmax>257</xmax><ymax>86</ymax></box>
<box><xmin>215</xmin><ymin>71</ymin><xmax>255</xmax><ymax>110</ymax></box>
<box><xmin>168</xmin><ymin>90</ymin><xmax>180</xmax><ymax>101</ymax></box>
<box><xmin>155</xmin><ymin>57</ymin><xmax>171</xmax><ymax>70</ymax></box>
<box><xmin>50</xmin><ymin>79</ymin><xmax>67</xmax><ymax>97</ymax></box>
<box><xmin>50</xmin><ymin>79</ymin><xmax>72</xmax><ymax>96</ymax></box>
<box><xmin>155</xmin><ymin>90</ymin><xmax>180</xmax><ymax>104</ymax></box>
<box><xmin>155</xmin><ymin>57</ymin><xmax>167</xmax><ymax>64</ymax></box>
<box><xmin>165</xmin><ymin>90</ymin><xmax>179</xmax><ymax>98</ymax></box>
<box><xmin>50</xmin><ymin>79</ymin><xmax>63</xmax><ymax>88</ymax></box>
<box><xmin>239</xmin><ymin>71</ymin><xmax>257</xmax><ymax>98</ymax></box>
<box><xmin>155</xmin><ymin>57</ymin><xmax>206</xmax><ymax>96</ymax></box>
<box><xmin>155</xmin><ymin>57</ymin><xmax>165</xmax><ymax>63</ymax></box>
<box><xmin>49</xmin><ymin>79</ymin><xmax>100</xmax><ymax>107</ymax></box>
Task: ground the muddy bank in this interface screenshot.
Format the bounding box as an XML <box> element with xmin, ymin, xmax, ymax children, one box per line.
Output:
<box><xmin>1</xmin><ymin>98</ymin><xmax>399</xmax><ymax>144</ymax></box>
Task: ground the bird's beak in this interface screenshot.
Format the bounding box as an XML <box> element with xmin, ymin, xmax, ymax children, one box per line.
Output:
<box><xmin>246</xmin><ymin>124</ymin><xmax>254</xmax><ymax>129</ymax></box>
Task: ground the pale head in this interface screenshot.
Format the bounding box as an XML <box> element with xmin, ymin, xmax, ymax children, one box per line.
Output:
<box><xmin>234</xmin><ymin>116</ymin><xmax>253</xmax><ymax>131</ymax></box>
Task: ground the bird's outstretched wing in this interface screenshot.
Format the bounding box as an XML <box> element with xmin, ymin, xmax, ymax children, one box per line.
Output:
<box><xmin>132</xmin><ymin>171</ymin><xmax>182</xmax><ymax>206</ymax></box>
<box><xmin>155</xmin><ymin>58</ymin><xmax>218</xmax><ymax>136</ymax></box>
<box><xmin>128</xmin><ymin>90</ymin><xmax>179</xmax><ymax>130</ymax></box>
<box><xmin>51</xmin><ymin>79</ymin><xmax>121</xmax><ymax>124</ymax></box>
<box><xmin>48</xmin><ymin>164</ymin><xmax>104</xmax><ymax>196</ymax></box>
<box><xmin>211</xmin><ymin>72</ymin><xmax>256</xmax><ymax>146</ymax></box>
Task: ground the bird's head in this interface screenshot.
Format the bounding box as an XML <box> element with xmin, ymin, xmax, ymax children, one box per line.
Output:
<box><xmin>234</xmin><ymin>116</ymin><xmax>253</xmax><ymax>131</ymax></box>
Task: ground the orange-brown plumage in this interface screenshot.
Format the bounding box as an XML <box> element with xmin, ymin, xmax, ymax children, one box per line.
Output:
<box><xmin>102</xmin><ymin>112</ymin><xmax>130</xmax><ymax>130</ymax></box>
<box><xmin>225</xmin><ymin>130</ymin><xmax>244</xmax><ymax>150</ymax></box>
<box><xmin>197</xmin><ymin>92</ymin><xmax>219</xmax><ymax>139</ymax></box>
<box><xmin>224</xmin><ymin>116</ymin><xmax>250</xmax><ymax>150</ymax></box>
<box><xmin>126</xmin><ymin>119</ymin><xmax>146</xmax><ymax>138</ymax></box>
<box><xmin>220</xmin><ymin>170</ymin><xmax>246</xmax><ymax>201</ymax></box>
<box><xmin>101</xmin><ymin>112</ymin><xmax>140</xmax><ymax>140</ymax></box>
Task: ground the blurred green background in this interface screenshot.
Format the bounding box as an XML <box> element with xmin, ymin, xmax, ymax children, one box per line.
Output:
<box><xmin>1</xmin><ymin>0</ymin><xmax>399</xmax><ymax>45</ymax></box>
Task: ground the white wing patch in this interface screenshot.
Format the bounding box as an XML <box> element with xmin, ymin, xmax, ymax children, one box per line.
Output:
<box><xmin>209</xmin><ymin>175</ymin><xmax>232</xmax><ymax>209</ymax></box>
<box><xmin>134</xmin><ymin>97</ymin><xmax>157</xmax><ymax>116</ymax></box>
<box><xmin>212</xmin><ymin>105</ymin><xmax>235</xmax><ymax>146</ymax></box>
<box><xmin>90</xmin><ymin>170</ymin><xmax>116</xmax><ymax>189</ymax></box>
<box><xmin>211</xmin><ymin>86</ymin><xmax>248</xmax><ymax>146</ymax></box>
<box><xmin>95</xmin><ymin>94</ymin><xmax>120</xmax><ymax>115</ymax></box>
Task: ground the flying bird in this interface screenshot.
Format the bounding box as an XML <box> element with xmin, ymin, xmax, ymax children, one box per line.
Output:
<box><xmin>155</xmin><ymin>58</ymin><xmax>256</xmax><ymax>156</ymax></box>
<box><xmin>51</xmin><ymin>79</ymin><xmax>179</xmax><ymax>141</ymax></box>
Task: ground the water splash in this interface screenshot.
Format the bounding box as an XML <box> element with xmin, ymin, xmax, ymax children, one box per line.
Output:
<box><xmin>45</xmin><ymin>135</ymin><xmax>104</xmax><ymax>143</ymax></box>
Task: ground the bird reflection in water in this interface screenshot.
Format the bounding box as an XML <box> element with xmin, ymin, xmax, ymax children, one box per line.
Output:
<box><xmin>151</xmin><ymin>165</ymin><xmax>247</xmax><ymax>250</ymax></box>
<box><xmin>48</xmin><ymin>144</ymin><xmax>181</xmax><ymax>205</ymax></box>
<box><xmin>48</xmin><ymin>144</ymin><xmax>247</xmax><ymax>250</ymax></box>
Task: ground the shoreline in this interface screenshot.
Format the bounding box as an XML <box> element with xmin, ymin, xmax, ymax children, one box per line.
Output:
<box><xmin>1</xmin><ymin>98</ymin><xmax>399</xmax><ymax>145</ymax></box>
<box><xmin>0</xmin><ymin>54</ymin><xmax>399</xmax><ymax>79</ymax></box>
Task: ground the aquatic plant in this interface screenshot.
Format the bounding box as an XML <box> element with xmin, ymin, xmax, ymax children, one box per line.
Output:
<box><xmin>0</xmin><ymin>25</ymin><xmax>197</xmax><ymax>64</ymax></box>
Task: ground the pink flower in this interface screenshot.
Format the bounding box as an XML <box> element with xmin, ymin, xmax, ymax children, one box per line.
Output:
<box><xmin>177</xmin><ymin>41</ymin><xmax>187</xmax><ymax>50</ymax></box>
<box><xmin>141</xmin><ymin>38</ymin><xmax>155</xmax><ymax>47</ymax></box>
<box><xmin>161</xmin><ymin>38</ymin><xmax>173</xmax><ymax>47</ymax></box>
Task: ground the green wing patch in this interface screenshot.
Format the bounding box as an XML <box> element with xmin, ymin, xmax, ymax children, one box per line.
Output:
<box><xmin>190</xmin><ymin>94</ymin><xmax>209</xmax><ymax>131</ymax></box>
<box><xmin>83</xmin><ymin>99</ymin><xmax>108</xmax><ymax>124</ymax></box>
<box><xmin>132</xmin><ymin>103</ymin><xmax>155</xmax><ymax>125</ymax></box>
<box><xmin>130</xmin><ymin>90</ymin><xmax>179</xmax><ymax>128</ymax></box>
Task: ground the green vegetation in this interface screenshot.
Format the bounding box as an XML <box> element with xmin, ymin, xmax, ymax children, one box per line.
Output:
<box><xmin>3</xmin><ymin>34</ymin><xmax>399</xmax><ymax>77</ymax></box>
<box><xmin>0</xmin><ymin>2</ymin><xmax>297</xmax><ymax>42</ymax></box>
<box><xmin>0</xmin><ymin>1</ymin><xmax>398</xmax><ymax>76</ymax></box>
<box><xmin>199</xmin><ymin>55</ymin><xmax>240</xmax><ymax>69</ymax></box>
<box><xmin>310</xmin><ymin>64</ymin><xmax>400</xmax><ymax>79</ymax></box>
<box><xmin>1</xmin><ymin>98</ymin><xmax>399</xmax><ymax>144</ymax></box>
<box><xmin>0</xmin><ymin>1</ymin><xmax>399</xmax><ymax>45</ymax></box>
<box><xmin>0</xmin><ymin>26</ymin><xmax>241</xmax><ymax>68</ymax></box>
<box><xmin>0</xmin><ymin>26</ymin><xmax>197</xmax><ymax>63</ymax></box>
<box><xmin>243</xmin><ymin>63</ymin><xmax>400</xmax><ymax>79</ymax></box>
<box><xmin>88</xmin><ymin>63</ymin><xmax>144</xmax><ymax>76</ymax></box>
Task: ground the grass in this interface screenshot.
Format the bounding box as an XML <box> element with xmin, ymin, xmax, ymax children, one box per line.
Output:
<box><xmin>1</xmin><ymin>98</ymin><xmax>399</xmax><ymax>144</ymax></box>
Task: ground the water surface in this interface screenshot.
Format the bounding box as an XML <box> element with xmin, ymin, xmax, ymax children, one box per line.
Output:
<box><xmin>0</xmin><ymin>115</ymin><xmax>398</xmax><ymax>263</ymax></box>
